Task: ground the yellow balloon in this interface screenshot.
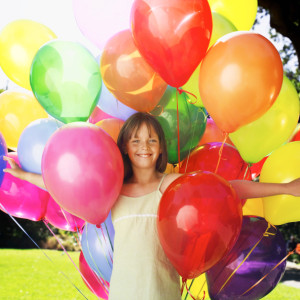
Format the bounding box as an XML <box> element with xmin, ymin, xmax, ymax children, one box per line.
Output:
<box><xmin>181</xmin><ymin>274</ymin><xmax>208</xmax><ymax>300</ymax></box>
<box><xmin>242</xmin><ymin>198</ymin><xmax>264</xmax><ymax>218</ymax></box>
<box><xmin>260</xmin><ymin>141</ymin><xmax>300</xmax><ymax>225</ymax></box>
<box><xmin>182</xmin><ymin>13</ymin><xmax>237</xmax><ymax>107</ymax></box>
<box><xmin>229</xmin><ymin>76</ymin><xmax>300</xmax><ymax>163</ymax></box>
<box><xmin>0</xmin><ymin>90</ymin><xmax>48</xmax><ymax>149</ymax></box>
<box><xmin>165</xmin><ymin>163</ymin><xmax>179</xmax><ymax>174</ymax></box>
<box><xmin>208</xmin><ymin>0</ymin><xmax>258</xmax><ymax>31</ymax></box>
<box><xmin>0</xmin><ymin>20</ymin><xmax>57</xmax><ymax>90</ymax></box>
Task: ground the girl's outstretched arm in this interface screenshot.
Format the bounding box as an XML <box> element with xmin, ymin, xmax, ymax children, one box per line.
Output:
<box><xmin>3</xmin><ymin>156</ymin><xmax>46</xmax><ymax>190</ymax></box>
<box><xmin>230</xmin><ymin>178</ymin><xmax>300</xmax><ymax>200</ymax></box>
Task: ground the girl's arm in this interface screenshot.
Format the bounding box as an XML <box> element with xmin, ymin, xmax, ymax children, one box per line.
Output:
<box><xmin>3</xmin><ymin>156</ymin><xmax>46</xmax><ymax>190</ymax></box>
<box><xmin>230</xmin><ymin>178</ymin><xmax>300</xmax><ymax>200</ymax></box>
<box><xmin>162</xmin><ymin>173</ymin><xmax>300</xmax><ymax>200</ymax></box>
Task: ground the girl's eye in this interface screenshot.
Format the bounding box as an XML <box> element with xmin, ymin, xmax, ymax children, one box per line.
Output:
<box><xmin>132</xmin><ymin>140</ymin><xmax>139</xmax><ymax>143</ymax></box>
<box><xmin>149</xmin><ymin>139</ymin><xmax>157</xmax><ymax>143</ymax></box>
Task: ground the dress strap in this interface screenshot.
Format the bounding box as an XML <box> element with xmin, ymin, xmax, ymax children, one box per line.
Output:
<box><xmin>157</xmin><ymin>174</ymin><xmax>167</xmax><ymax>191</ymax></box>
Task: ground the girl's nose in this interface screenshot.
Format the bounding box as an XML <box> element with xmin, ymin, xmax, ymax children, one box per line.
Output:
<box><xmin>141</xmin><ymin>141</ymin><xmax>149</xmax><ymax>149</ymax></box>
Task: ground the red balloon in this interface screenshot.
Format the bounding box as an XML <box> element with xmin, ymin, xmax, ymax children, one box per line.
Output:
<box><xmin>45</xmin><ymin>197</ymin><xmax>85</xmax><ymax>232</ymax></box>
<box><xmin>291</xmin><ymin>124</ymin><xmax>300</xmax><ymax>142</ymax></box>
<box><xmin>131</xmin><ymin>0</ymin><xmax>212</xmax><ymax>87</ymax></box>
<box><xmin>157</xmin><ymin>171</ymin><xmax>242</xmax><ymax>279</ymax></box>
<box><xmin>250</xmin><ymin>156</ymin><xmax>268</xmax><ymax>180</ymax></box>
<box><xmin>180</xmin><ymin>142</ymin><xmax>251</xmax><ymax>181</ymax></box>
<box><xmin>0</xmin><ymin>153</ymin><xmax>49</xmax><ymax>221</ymax></box>
<box><xmin>79</xmin><ymin>251</ymin><xmax>109</xmax><ymax>299</ymax></box>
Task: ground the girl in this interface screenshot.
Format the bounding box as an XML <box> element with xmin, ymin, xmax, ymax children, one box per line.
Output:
<box><xmin>3</xmin><ymin>112</ymin><xmax>300</xmax><ymax>300</ymax></box>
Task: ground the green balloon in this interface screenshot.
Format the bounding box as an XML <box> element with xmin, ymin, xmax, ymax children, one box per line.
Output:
<box><xmin>30</xmin><ymin>40</ymin><xmax>102</xmax><ymax>123</ymax></box>
<box><xmin>151</xmin><ymin>86</ymin><xmax>207</xmax><ymax>164</ymax></box>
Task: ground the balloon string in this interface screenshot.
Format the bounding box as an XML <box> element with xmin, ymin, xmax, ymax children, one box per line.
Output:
<box><xmin>183</xmin><ymin>280</ymin><xmax>206</xmax><ymax>300</ymax></box>
<box><xmin>185</xmin><ymin>284</ymin><xmax>197</xmax><ymax>300</ymax></box>
<box><xmin>0</xmin><ymin>203</ymin><xmax>89</xmax><ymax>299</ymax></box>
<box><xmin>196</xmin><ymin>277</ymin><xmax>207</xmax><ymax>299</ymax></box>
<box><xmin>177</xmin><ymin>87</ymin><xmax>198</xmax><ymax>104</ymax></box>
<box><xmin>60</xmin><ymin>209</ymin><xmax>72</xmax><ymax>230</ymax></box>
<box><xmin>85</xmin><ymin>225</ymin><xmax>110</xmax><ymax>292</ymax></box>
<box><xmin>183</xmin><ymin>279</ymin><xmax>194</xmax><ymax>300</ymax></box>
<box><xmin>72</xmin><ymin>217</ymin><xmax>83</xmax><ymax>250</ymax></box>
<box><xmin>184</xmin><ymin>108</ymin><xmax>207</xmax><ymax>174</ymax></box>
<box><xmin>176</xmin><ymin>89</ymin><xmax>181</xmax><ymax>166</ymax></box>
<box><xmin>241</xmin><ymin>250</ymin><xmax>295</xmax><ymax>296</ymax></box>
<box><xmin>43</xmin><ymin>220</ymin><xmax>101</xmax><ymax>297</ymax></box>
<box><xmin>242</xmin><ymin>163</ymin><xmax>250</xmax><ymax>180</ymax></box>
<box><xmin>99</xmin><ymin>225</ymin><xmax>114</xmax><ymax>264</ymax></box>
<box><xmin>94</xmin><ymin>225</ymin><xmax>113</xmax><ymax>268</ymax></box>
<box><xmin>217</xmin><ymin>223</ymin><xmax>275</xmax><ymax>295</ymax></box>
<box><xmin>181</xmin><ymin>278</ymin><xmax>187</xmax><ymax>295</ymax></box>
<box><xmin>247</xmin><ymin>163</ymin><xmax>253</xmax><ymax>180</ymax></box>
<box><xmin>214</xmin><ymin>133</ymin><xmax>228</xmax><ymax>174</ymax></box>
<box><xmin>104</xmin><ymin>221</ymin><xmax>114</xmax><ymax>252</ymax></box>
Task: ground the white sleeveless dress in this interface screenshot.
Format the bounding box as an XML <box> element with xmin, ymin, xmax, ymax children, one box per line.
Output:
<box><xmin>109</xmin><ymin>174</ymin><xmax>181</xmax><ymax>300</ymax></box>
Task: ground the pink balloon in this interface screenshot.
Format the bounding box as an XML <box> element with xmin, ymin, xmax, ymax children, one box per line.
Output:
<box><xmin>89</xmin><ymin>106</ymin><xmax>116</xmax><ymax>124</ymax></box>
<box><xmin>0</xmin><ymin>153</ymin><xmax>49</xmax><ymax>221</ymax></box>
<box><xmin>42</xmin><ymin>123</ymin><xmax>124</xmax><ymax>225</ymax></box>
<box><xmin>79</xmin><ymin>251</ymin><xmax>109</xmax><ymax>299</ymax></box>
<box><xmin>45</xmin><ymin>197</ymin><xmax>85</xmax><ymax>231</ymax></box>
<box><xmin>72</xmin><ymin>0</ymin><xmax>134</xmax><ymax>50</ymax></box>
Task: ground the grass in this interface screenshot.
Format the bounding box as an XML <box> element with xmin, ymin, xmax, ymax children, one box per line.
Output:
<box><xmin>0</xmin><ymin>249</ymin><xmax>299</xmax><ymax>300</ymax></box>
<box><xmin>0</xmin><ymin>249</ymin><xmax>99</xmax><ymax>300</ymax></box>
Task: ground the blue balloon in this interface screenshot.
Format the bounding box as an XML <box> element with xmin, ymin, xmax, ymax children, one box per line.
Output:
<box><xmin>98</xmin><ymin>83</ymin><xmax>137</xmax><ymax>121</ymax></box>
<box><xmin>81</xmin><ymin>212</ymin><xmax>114</xmax><ymax>282</ymax></box>
<box><xmin>0</xmin><ymin>132</ymin><xmax>7</xmax><ymax>187</ymax></box>
<box><xmin>17</xmin><ymin>118</ymin><xmax>63</xmax><ymax>174</ymax></box>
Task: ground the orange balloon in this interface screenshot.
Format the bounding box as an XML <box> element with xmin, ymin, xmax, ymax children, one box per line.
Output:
<box><xmin>198</xmin><ymin>118</ymin><xmax>233</xmax><ymax>146</ymax></box>
<box><xmin>95</xmin><ymin>118</ymin><xmax>124</xmax><ymax>143</ymax></box>
<box><xmin>199</xmin><ymin>32</ymin><xmax>283</xmax><ymax>133</ymax></box>
<box><xmin>100</xmin><ymin>30</ymin><xmax>167</xmax><ymax>112</ymax></box>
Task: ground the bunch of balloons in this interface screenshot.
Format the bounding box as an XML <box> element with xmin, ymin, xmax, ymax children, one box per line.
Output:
<box><xmin>0</xmin><ymin>0</ymin><xmax>299</xmax><ymax>298</ymax></box>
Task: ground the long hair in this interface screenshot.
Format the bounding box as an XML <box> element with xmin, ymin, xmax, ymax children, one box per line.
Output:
<box><xmin>117</xmin><ymin>112</ymin><xmax>168</xmax><ymax>181</ymax></box>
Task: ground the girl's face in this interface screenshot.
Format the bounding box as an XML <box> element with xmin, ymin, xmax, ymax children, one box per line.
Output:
<box><xmin>126</xmin><ymin>122</ymin><xmax>161</xmax><ymax>171</ymax></box>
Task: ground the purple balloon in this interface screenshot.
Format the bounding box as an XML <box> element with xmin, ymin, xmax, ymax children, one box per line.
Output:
<box><xmin>206</xmin><ymin>216</ymin><xmax>286</xmax><ymax>300</ymax></box>
<box><xmin>97</xmin><ymin>82</ymin><xmax>137</xmax><ymax>121</ymax></box>
<box><xmin>81</xmin><ymin>213</ymin><xmax>114</xmax><ymax>282</ymax></box>
<box><xmin>0</xmin><ymin>132</ymin><xmax>7</xmax><ymax>187</ymax></box>
<box><xmin>17</xmin><ymin>118</ymin><xmax>63</xmax><ymax>174</ymax></box>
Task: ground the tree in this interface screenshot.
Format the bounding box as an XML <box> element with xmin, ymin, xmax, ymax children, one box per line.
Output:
<box><xmin>258</xmin><ymin>0</ymin><xmax>300</xmax><ymax>93</ymax></box>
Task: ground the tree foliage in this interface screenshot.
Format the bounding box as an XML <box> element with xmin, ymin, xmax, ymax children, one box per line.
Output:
<box><xmin>257</xmin><ymin>0</ymin><xmax>300</xmax><ymax>94</ymax></box>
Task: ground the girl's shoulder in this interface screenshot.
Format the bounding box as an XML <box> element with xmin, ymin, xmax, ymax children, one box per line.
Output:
<box><xmin>160</xmin><ymin>173</ymin><xmax>183</xmax><ymax>194</ymax></box>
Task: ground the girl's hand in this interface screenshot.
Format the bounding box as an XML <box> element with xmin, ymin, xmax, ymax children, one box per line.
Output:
<box><xmin>286</xmin><ymin>178</ymin><xmax>300</xmax><ymax>197</ymax></box>
<box><xmin>3</xmin><ymin>156</ymin><xmax>26</xmax><ymax>180</ymax></box>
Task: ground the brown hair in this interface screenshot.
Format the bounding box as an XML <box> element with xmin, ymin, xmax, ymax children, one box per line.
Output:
<box><xmin>117</xmin><ymin>112</ymin><xmax>168</xmax><ymax>181</ymax></box>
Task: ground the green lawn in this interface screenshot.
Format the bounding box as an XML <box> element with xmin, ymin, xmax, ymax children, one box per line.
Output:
<box><xmin>0</xmin><ymin>249</ymin><xmax>299</xmax><ymax>300</ymax></box>
<box><xmin>0</xmin><ymin>249</ymin><xmax>99</xmax><ymax>300</ymax></box>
